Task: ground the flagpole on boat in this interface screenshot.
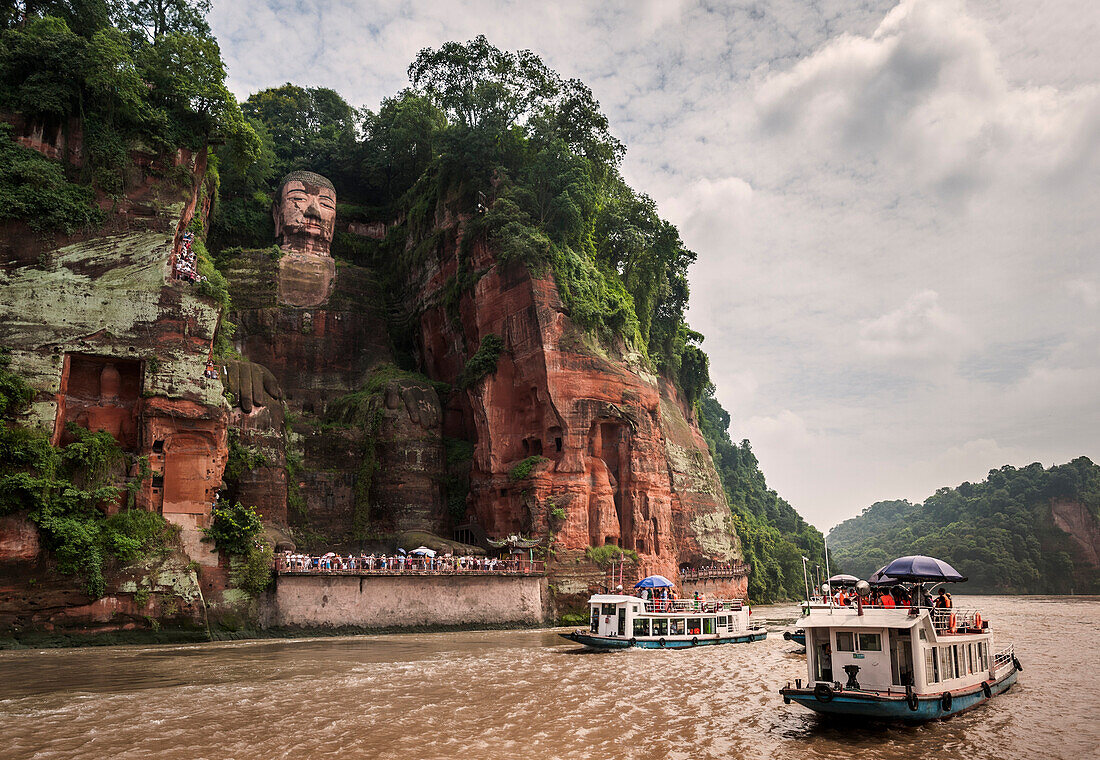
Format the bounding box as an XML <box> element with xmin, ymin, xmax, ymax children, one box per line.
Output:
<box><xmin>824</xmin><ymin>535</ymin><xmax>833</xmax><ymax>614</ymax></box>
<box><xmin>801</xmin><ymin>555</ymin><xmax>811</xmax><ymax>605</ymax></box>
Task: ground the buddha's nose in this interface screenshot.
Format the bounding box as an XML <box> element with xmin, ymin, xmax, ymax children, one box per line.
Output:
<box><xmin>305</xmin><ymin>198</ymin><xmax>322</xmax><ymax>219</ymax></box>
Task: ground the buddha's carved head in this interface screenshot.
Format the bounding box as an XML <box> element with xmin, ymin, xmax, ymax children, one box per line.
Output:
<box><xmin>273</xmin><ymin>171</ymin><xmax>336</xmax><ymax>256</ymax></box>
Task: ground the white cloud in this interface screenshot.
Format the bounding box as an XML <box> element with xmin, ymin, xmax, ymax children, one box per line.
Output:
<box><xmin>858</xmin><ymin>289</ymin><xmax>966</xmax><ymax>360</ymax></box>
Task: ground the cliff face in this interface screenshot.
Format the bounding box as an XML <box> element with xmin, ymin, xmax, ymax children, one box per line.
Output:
<box><xmin>406</xmin><ymin>224</ymin><xmax>744</xmax><ymax>599</ymax></box>
<box><xmin>1</xmin><ymin>142</ymin><xmax>749</xmax><ymax>639</ymax></box>
<box><xmin>215</xmin><ymin>200</ymin><xmax>746</xmax><ymax>600</ymax></box>
<box><xmin>0</xmin><ymin>142</ymin><xmax>249</xmax><ymax>637</ymax></box>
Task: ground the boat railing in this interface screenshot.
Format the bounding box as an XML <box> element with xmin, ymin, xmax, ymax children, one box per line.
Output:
<box><xmin>643</xmin><ymin>599</ymin><xmax>743</xmax><ymax>613</ymax></box>
<box><xmin>992</xmin><ymin>645</ymin><xmax>1015</xmax><ymax>671</ymax></box>
<box><xmin>931</xmin><ymin>608</ymin><xmax>986</xmax><ymax>633</ymax></box>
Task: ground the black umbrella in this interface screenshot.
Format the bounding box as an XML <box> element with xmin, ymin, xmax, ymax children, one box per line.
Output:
<box><xmin>881</xmin><ymin>555</ymin><xmax>967</xmax><ymax>583</ymax></box>
<box><xmin>868</xmin><ymin>565</ymin><xmax>901</xmax><ymax>586</ymax></box>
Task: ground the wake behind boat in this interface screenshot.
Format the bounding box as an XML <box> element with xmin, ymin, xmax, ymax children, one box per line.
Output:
<box><xmin>779</xmin><ymin>555</ymin><xmax>1021</xmax><ymax>722</ymax></box>
<box><xmin>560</xmin><ymin>574</ymin><xmax>766</xmax><ymax>649</ymax></box>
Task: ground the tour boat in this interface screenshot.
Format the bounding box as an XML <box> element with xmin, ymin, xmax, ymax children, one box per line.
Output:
<box><xmin>560</xmin><ymin>591</ymin><xmax>766</xmax><ymax>649</ymax></box>
<box><xmin>779</xmin><ymin>555</ymin><xmax>1021</xmax><ymax>722</ymax></box>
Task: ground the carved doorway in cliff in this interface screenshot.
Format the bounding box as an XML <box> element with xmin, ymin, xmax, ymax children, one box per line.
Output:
<box><xmin>162</xmin><ymin>432</ymin><xmax>217</xmax><ymax>517</ymax></box>
<box><xmin>588</xmin><ymin>420</ymin><xmax>633</xmax><ymax>549</ymax></box>
<box><xmin>55</xmin><ymin>354</ymin><xmax>143</xmax><ymax>451</ymax></box>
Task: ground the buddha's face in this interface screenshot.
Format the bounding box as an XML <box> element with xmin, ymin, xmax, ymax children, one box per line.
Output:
<box><xmin>273</xmin><ymin>180</ymin><xmax>336</xmax><ymax>256</ymax></box>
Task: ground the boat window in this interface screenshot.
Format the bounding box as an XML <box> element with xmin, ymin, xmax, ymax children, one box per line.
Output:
<box><xmin>671</xmin><ymin>619</ymin><xmax>686</xmax><ymax>635</ymax></box>
<box><xmin>977</xmin><ymin>641</ymin><xmax>986</xmax><ymax>670</ymax></box>
<box><xmin>718</xmin><ymin>616</ymin><xmax>728</xmax><ymax>628</ymax></box>
<box><xmin>952</xmin><ymin>645</ymin><xmax>961</xmax><ymax>678</ymax></box>
<box><xmin>940</xmin><ymin>646</ymin><xmax>954</xmax><ymax>680</ymax></box>
<box><xmin>687</xmin><ymin>618</ymin><xmax>702</xmax><ymax>635</ymax></box>
<box><xmin>590</xmin><ymin>608</ymin><xmax>599</xmax><ymax>633</ymax></box>
<box><xmin>857</xmin><ymin>633</ymin><xmax>882</xmax><ymax>652</ymax></box>
<box><xmin>633</xmin><ymin>617</ymin><xmax>649</xmax><ymax>637</ymax></box>
<box><xmin>967</xmin><ymin>644</ymin><xmax>975</xmax><ymax>674</ymax></box>
<box><xmin>601</xmin><ymin>603</ymin><xmax>617</xmax><ymax>616</ymax></box>
<box><xmin>652</xmin><ymin>618</ymin><xmax>669</xmax><ymax>636</ymax></box>
<box><xmin>926</xmin><ymin>648</ymin><xmax>938</xmax><ymax>683</ymax></box>
<box><xmin>835</xmin><ymin>631</ymin><xmax>855</xmax><ymax>652</ymax></box>
<box><xmin>702</xmin><ymin>618</ymin><xmax>715</xmax><ymax>635</ymax></box>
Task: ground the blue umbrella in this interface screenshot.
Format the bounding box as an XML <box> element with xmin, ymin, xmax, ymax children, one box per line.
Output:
<box><xmin>634</xmin><ymin>575</ymin><xmax>675</xmax><ymax>589</ymax></box>
<box><xmin>881</xmin><ymin>555</ymin><xmax>967</xmax><ymax>583</ymax></box>
<box><xmin>868</xmin><ymin>565</ymin><xmax>901</xmax><ymax>586</ymax></box>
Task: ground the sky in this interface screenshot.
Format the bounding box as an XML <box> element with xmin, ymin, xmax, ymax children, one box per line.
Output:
<box><xmin>209</xmin><ymin>0</ymin><xmax>1100</xmax><ymax>531</ymax></box>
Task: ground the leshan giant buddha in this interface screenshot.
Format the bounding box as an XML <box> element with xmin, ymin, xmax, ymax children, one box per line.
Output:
<box><xmin>273</xmin><ymin>170</ymin><xmax>337</xmax><ymax>307</ymax></box>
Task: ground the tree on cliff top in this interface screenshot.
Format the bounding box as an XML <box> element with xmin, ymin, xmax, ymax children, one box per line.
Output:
<box><xmin>0</xmin><ymin>2</ymin><xmax>257</xmax><ymax>197</ymax></box>
<box><xmin>112</xmin><ymin>0</ymin><xmax>210</xmax><ymax>44</ymax></box>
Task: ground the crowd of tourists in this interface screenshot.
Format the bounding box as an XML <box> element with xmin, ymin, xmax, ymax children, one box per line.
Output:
<box><xmin>826</xmin><ymin>586</ymin><xmax>951</xmax><ymax>610</ymax></box>
<box><xmin>173</xmin><ymin>232</ymin><xmax>206</xmax><ymax>284</ymax></box>
<box><xmin>276</xmin><ymin>551</ymin><xmax>543</xmax><ymax>575</ymax></box>
<box><xmin>679</xmin><ymin>562</ymin><xmax>751</xmax><ymax>581</ymax></box>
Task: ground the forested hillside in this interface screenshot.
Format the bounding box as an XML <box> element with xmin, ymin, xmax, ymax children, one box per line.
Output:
<box><xmin>829</xmin><ymin>458</ymin><xmax>1100</xmax><ymax>594</ymax></box>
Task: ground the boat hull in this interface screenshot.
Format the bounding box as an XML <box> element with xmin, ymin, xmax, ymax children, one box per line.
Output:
<box><xmin>780</xmin><ymin>668</ymin><xmax>1018</xmax><ymax>722</ymax></box>
<box><xmin>560</xmin><ymin>630</ymin><xmax>767</xmax><ymax>649</ymax></box>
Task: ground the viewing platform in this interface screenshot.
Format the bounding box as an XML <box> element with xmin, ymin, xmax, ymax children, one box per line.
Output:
<box><xmin>275</xmin><ymin>555</ymin><xmax>546</xmax><ymax>577</ymax></box>
<box><xmin>679</xmin><ymin>562</ymin><xmax>752</xmax><ymax>581</ymax></box>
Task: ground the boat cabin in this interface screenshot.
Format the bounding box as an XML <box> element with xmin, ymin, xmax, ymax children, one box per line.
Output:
<box><xmin>803</xmin><ymin>603</ymin><xmax>999</xmax><ymax>694</ymax></box>
<box><xmin>586</xmin><ymin>594</ymin><xmax>753</xmax><ymax>645</ymax></box>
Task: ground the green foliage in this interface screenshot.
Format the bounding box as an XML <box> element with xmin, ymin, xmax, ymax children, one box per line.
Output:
<box><xmin>458</xmin><ymin>333</ymin><xmax>503</xmax><ymax>389</ymax></box>
<box><xmin>234</xmin><ymin>540</ymin><xmax>274</xmax><ymax>597</ymax></box>
<box><xmin>696</xmin><ymin>389</ymin><xmax>827</xmax><ymax>603</ymax></box>
<box><xmin>203</xmin><ymin>500</ymin><xmax>262</xmax><ymax>556</ymax></box>
<box><xmin>508</xmin><ymin>455</ymin><xmax>548</xmax><ymax>482</ymax></box>
<box><xmin>223</xmin><ymin>429</ymin><xmax>269</xmax><ymax>483</ymax></box>
<box><xmin>0</xmin><ymin>3</ymin><xmax>256</xmax><ymax>209</ymax></box>
<box><xmin>585</xmin><ymin>545</ymin><xmax>639</xmax><ymax>567</ymax></box>
<box><xmin>0</xmin><ymin>124</ymin><xmax>103</xmax><ymax>233</ymax></box>
<box><xmin>0</xmin><ymin>358</ymin><xmax>167</xmax><ymax>596</ymax></box>
<box><xmin>0</xmin><ymin>349</ymin><xmax>33</xmax><ymax>418</ymax></box>
<box><xmin>829</xmin><ymin>458</ymin><xmax>1100</xmax><ymax>594</ymax></box>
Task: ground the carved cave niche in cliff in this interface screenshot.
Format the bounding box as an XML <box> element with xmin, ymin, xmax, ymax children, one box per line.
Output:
<box><xmin>547</xmin><ymin>425</ymin><xmax>563</xmax><ymax>457</ymax></box>
<box><xmin>161</xmin><ymin>432</ymin><xmax>218</xmax><ymax>517</ymax></box>
<box><xmin>56</xmin><ymin>354</ymin><xmax>143</xmax><ymax>451</ymax></box>
<box><xmin>587</xmin><ymin>419</ymin><xmax>634</xmax><ymax>549</ymax></box>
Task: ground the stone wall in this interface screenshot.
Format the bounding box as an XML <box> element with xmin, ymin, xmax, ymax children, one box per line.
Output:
<box><xmin>266</xmin><ymin>574</ymin><xmax>548</xmax><ymax>629</ymax></box>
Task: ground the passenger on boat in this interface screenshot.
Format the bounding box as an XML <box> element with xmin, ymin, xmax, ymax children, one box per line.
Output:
<box><xmin>934</xmin><ymin>589</ymin><xmax>952</xmax><ymax>609</ymax></box>
<box><xmin>880</xmin><ymin>590</ymin><xmax>896</xmax><ymax>608</ymax></box>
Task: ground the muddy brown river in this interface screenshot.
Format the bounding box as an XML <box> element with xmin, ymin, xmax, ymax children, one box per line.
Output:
<box><xmin>1</xmin><ymin>595</ymin><xmax>1097</xmax><ymax>759</ymax></box>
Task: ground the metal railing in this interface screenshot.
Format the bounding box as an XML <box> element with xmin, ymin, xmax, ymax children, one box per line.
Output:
<box><xmin>276</xmin><ymin>555</ymin><xmax>545</xmax><ymax>576</ymax></box>
<box><xmin>642</xmin><ymin>599</ymin><xmax>743</xmax><ymax>613</ymax></box>
<box><xmin>931</xmin><ymin>608</ymin><xmax>986</xmax><ymax>633</ymax></box>
<box><xmin>992</xmin><ymin>645</ymin><xmax>1015</xmax><ymax>671</ymax></box>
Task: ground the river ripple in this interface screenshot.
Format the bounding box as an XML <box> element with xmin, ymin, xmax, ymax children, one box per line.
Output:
<box><xmin>1</xmin><ymin>595</ymin><xmax>1097</xmax><ymax>759</ymax></box>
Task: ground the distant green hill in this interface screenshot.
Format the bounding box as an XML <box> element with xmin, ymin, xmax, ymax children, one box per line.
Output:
<box><xmin>828</xmin><ymin>458</ymin><xmax>1100</xmax><ymax>594</ymax></box>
